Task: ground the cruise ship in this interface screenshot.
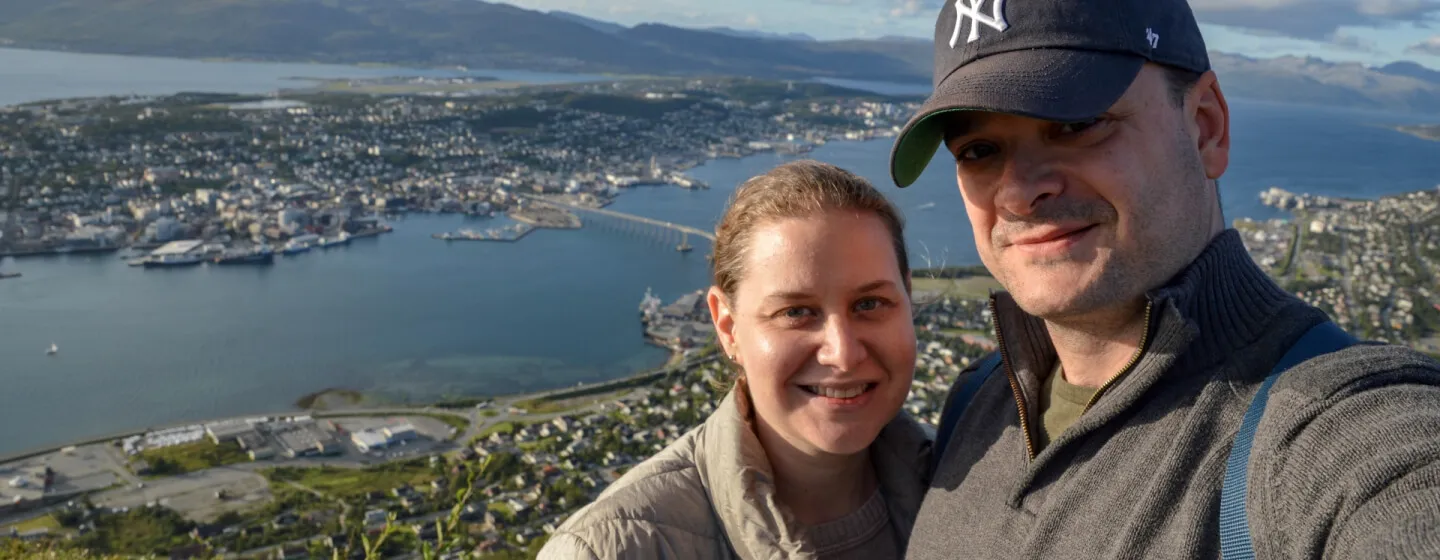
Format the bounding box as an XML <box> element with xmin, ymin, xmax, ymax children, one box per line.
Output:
<box><xmin>142</xmin><ymin>253</ymin><xmax>205</xmax><ymax>268</ymax></box>
<box><xmin>282</xmin><ymin>234</ymin><xmax>320</xmax><ymax>255</ymax></box>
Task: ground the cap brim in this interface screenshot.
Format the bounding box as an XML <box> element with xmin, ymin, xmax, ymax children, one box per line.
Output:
<box><xmin>889</xmin><ymin>49</ymin><xmax>1145</xmax><ymax>188</ymax></box>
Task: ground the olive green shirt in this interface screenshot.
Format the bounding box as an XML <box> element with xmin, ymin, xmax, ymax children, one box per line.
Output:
<box><xmin>1039</xmin><ymin>362</ymin><xmax>1098</xmax><ymax>449</ymax></box>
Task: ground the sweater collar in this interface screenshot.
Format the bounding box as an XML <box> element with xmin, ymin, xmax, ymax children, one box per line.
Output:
<box><xmin>989</xmin><ymin>229</ymin><xmax>1300</xmax><ymax>428</ymax></box>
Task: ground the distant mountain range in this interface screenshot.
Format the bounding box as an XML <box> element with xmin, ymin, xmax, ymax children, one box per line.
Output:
<box><xmin>0</xmin><ymin>0</ymin><xmax>922</xmax><ymax>83</ymax></box>
<box><xmin>6</xmin><ymin>0</ymin><xmax>1440</xmax><ymax>114</ymax></box>
<box><xmin>1211</xmin><ymin>53</ymin><xmax>1440</xmax><ymax>114</ymax></box>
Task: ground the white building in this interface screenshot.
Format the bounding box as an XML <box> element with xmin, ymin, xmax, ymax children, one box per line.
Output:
<box><xmin>351</xmin><ymin>429</ymin><xmax>389</xmax><ymax>453</ymax></box>
<box><xmin>384</xmin><ymin>423</ymin><xmax>417</xmax><ymax>443</ymax></box>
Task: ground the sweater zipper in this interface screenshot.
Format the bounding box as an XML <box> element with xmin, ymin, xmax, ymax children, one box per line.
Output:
<box><xmin>1081</xmin><ymin>299</ymin><xmax>1155</xmax><ymax>414</ymax></box>
<box><xmin>988</xmin><ymin>298</ymin><xmax>1036</xmax><ymax>461</ymax></box>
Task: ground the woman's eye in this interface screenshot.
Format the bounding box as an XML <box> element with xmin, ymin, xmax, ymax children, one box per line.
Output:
<box><xmin>854</xmin><ymin>298</ymin><xmax>886</xmax><ymax>312</ymax></box>
<box><xmin>781</xmin><ymin>307</ymin><xmax>814</xmax><ymax>320</ymax></box>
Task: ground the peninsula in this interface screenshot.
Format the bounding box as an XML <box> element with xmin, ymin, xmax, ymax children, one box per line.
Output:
<box><xmin>0</xmin><ymin>78</ymin><xmax>916</xmax><ymax>267</ymax></box>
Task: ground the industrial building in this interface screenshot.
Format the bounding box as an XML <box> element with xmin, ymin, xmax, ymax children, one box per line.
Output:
<box><xmin>352</xmin><ymin>422</ymin><xmax>422</xmax><ymax>453</ymax></box>
<box><xmin>351</xmin><ymin>429</ymin><xmax>389</xmax><ymax>454</ymax></box>
<box><xmin>383</xmin><ymin>423</ymin><xmax>417</xmax><ymax>443</ymax></box>
<box><xmin>204</xmin><ymin>419</ymin><xmax>260</xmax><ymax>444</ymax></box>
<box><xmin>272</xmin><ymin>422</ymin><xmax>342</xmax><ymax>458</ymax></box>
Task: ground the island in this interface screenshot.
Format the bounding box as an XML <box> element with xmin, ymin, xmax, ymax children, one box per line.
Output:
<box><xmin>0</xmin><ymin>79</ymin><xmax>918</xmax><ymax>267</ymax></box>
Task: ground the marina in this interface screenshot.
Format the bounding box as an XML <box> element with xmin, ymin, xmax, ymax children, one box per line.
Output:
<box><xmin>117</xmin><ymin>225</ymin><xmax>389</xmax><ymax>268</ymax></box>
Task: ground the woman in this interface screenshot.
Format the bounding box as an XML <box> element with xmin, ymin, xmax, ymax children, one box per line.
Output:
<box><xmin>539</xmin><ymin>160</ymin><xmax>929</xmax><ymax>559</ymax></box>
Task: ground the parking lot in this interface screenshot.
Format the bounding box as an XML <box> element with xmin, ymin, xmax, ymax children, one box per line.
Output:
<box><xmin>0</xmin><ymin>444</ymin><xmax>125</xmax><ymax>502</ymax></box>
<box><xmin>91</xmin><ymin>467</ymin><xmax>271</xmax><ymax>523</ymax></box>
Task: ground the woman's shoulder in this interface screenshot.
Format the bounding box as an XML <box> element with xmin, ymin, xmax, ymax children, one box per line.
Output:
<box><xmin>542</xmin><ymin>427</ymin><xmax>728</xmax><ymax>559</ymax></box>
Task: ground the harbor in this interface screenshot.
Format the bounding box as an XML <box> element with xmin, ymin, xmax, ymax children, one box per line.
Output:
<box><xmin>122</xmin><ymin>224</ymin><xmax>393</xmax><ymax>268</ymax></box>
<box><xmin>638</xmin><ymin>288</ymin><xmax>716</xmax><ymax>353</ymax></box>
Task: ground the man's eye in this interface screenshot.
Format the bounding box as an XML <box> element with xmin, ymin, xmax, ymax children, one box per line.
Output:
<box><xmin>1058</xmin><ymin>118</ymin><xmax>1103</xmax><ymax>135</ymax></box>
<box><xmin>956</xmin><ymin>142</ymin><xmax>997</xmax><ymax>161</ymax></box>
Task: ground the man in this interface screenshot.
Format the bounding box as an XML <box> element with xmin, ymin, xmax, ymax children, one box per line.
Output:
<box><xmin>889</xmin><ymin>0</ymin><xmax>1440</xmax><ymax>558</ymax></box>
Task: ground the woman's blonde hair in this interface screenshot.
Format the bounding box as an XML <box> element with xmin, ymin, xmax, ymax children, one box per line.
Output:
<box><xmin>711</xmin><ymin>159</ymin><xmax>910</xmax><ymax>304</ymax></box>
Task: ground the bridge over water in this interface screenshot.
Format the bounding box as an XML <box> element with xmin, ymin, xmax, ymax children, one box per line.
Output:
<box><xmin>518</xmin><ymin>194</ymin><xmax>715</xmax><ymax>251</ymax></box>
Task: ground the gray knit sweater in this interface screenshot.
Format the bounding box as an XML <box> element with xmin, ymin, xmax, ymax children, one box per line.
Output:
<box><xmin>908</xmin><ymin>229</ymin><xmax>1440</xmax><ymax>559</ymax></box>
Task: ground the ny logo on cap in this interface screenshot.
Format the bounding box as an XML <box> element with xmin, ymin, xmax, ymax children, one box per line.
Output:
<box><xmin>949</xmin><ymin>0</ymin><xmax>1008</xmax><ymax>48</ymax></box>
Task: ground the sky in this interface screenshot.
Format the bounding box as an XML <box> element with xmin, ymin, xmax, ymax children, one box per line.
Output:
<box><xmin>501</xmin><ymin>0</ymin><xmax>1440</xmax><ymax>69</ymax></box>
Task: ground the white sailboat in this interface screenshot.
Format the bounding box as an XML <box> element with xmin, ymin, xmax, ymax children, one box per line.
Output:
<box><xmin>47</xmin><ymin>342</ymin><xmax>58</xmax><ymax>355</ymax></box>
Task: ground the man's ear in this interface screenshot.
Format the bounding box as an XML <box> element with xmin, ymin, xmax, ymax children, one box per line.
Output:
<box><xmin>707</xmin><ymin>286</ymin><xmax>738</xmax><ymax>362</ymax></box>
<box><xmin>1191</xmin><ymin>70</ymin><xmax>1231</xmax><ymax>181</ymax></box>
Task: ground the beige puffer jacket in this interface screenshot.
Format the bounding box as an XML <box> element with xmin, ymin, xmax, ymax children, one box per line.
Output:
<box><xmin>537</xmin><ymin>388</ymin><xmax>931</xmax><ymax>560</ymax></box>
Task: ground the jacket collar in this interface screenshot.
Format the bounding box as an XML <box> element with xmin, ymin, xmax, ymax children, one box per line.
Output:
<box><xmin>693</xmin><ymin>386</ymin><xmax>930</xmax><ymax>559</ymax></box>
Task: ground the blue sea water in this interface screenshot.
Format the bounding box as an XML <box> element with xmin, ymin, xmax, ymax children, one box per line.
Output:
<box><xmin>2</xmin><ymin>50</ymin><xmax>1440</xmax><ymax>454</ymax></box>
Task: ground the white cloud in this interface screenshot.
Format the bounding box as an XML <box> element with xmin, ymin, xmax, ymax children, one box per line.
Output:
<box><xmin>1406</xmin><ymin>34</ymin><xmax>1440</xmax><ymax>53</ymax></box>
<box><xmin>890</xmin><ymin>0</ymin><xmax>926</xmax><ymax>17</ymax></box>
<box><xmin>1327</xmin><ymin>29</ymin><xmax>1382</xmax><ymax>50</ymax></box>
<box><xmin>1191</xmin><ymin>0</ymin><xmax>1440</xmax><ymax>40</ymax></box>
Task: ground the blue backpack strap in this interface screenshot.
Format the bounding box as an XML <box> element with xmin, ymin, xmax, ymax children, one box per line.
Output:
<box><xmin>1220</xmin><ymin>321</ymin><xmax>1357</xmax><ymax>560</ymax></box>
<box><xmin>931</xmin><ymin>352</ymin><xmax>1003</xmax><ymax>474</ymax></box>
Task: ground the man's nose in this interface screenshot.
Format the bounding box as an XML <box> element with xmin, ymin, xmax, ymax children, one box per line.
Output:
<box><xmin>992</xmin><ymin>148</ymin><xmax>1064</xmax><ymax>217</ymax></box>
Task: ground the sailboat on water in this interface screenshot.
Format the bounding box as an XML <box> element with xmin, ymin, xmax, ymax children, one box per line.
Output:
<box><xmin>47</xmin><ymin>342</ymin><xmax>58</xmax><ymax>355</ymax></box>
<box><xmin>0</xmin><ymin>256</ymin><xmax>18</xmax><ymax>279</ymax></box>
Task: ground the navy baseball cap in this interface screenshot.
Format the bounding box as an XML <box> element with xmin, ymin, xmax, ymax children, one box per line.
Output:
<box><xmin>889</xmin><ymin>0</ymin><xmax>1211</xmax><ymax>188</ymax></box>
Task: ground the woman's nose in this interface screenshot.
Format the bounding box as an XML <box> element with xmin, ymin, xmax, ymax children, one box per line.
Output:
<box><xmin>815</xmin><ymin>315</ymin><xmax>868</xmax><ymax>372</ymax></box>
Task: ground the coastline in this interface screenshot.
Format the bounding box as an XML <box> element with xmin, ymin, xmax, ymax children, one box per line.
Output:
<box><xmin>0</xmin><ymin>345</ymin><xmax>702</xmax><ymax>467</ymax></box>
<box><xmin>0</xmin><ymin>129</ymin><xmax>891</xmax><ymax>456</ymax></box>
<box><xmin>0</xmin><ymin>83</ymin><xmax>901</xmax><ymax>458</ymax></box>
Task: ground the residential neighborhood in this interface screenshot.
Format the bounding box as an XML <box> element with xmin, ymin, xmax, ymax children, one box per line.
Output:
<box><xmin>0</xmin><ymin>78</ymin><xmax>916</xmax><ymax>266</ymax></box>
<box><xmin>1242</xmin><ymin>187</ymin><xmax>1440</xmax><ymax>350</ymax></box>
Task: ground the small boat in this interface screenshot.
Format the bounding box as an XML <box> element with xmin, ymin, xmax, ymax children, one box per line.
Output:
<box><xmin>916</xmin><ymin>202</ymin><xmax>937</xmax><ymax>211</ymax></box>
<box><xmin>47</xmin><ymin>343</ymin><xmax>58</xmax><ymax>355</ymax></box>
<box><xmin>0</xmin><ymin>271</ymin><xmax>19</xmax><ymax>279</ymax></box>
